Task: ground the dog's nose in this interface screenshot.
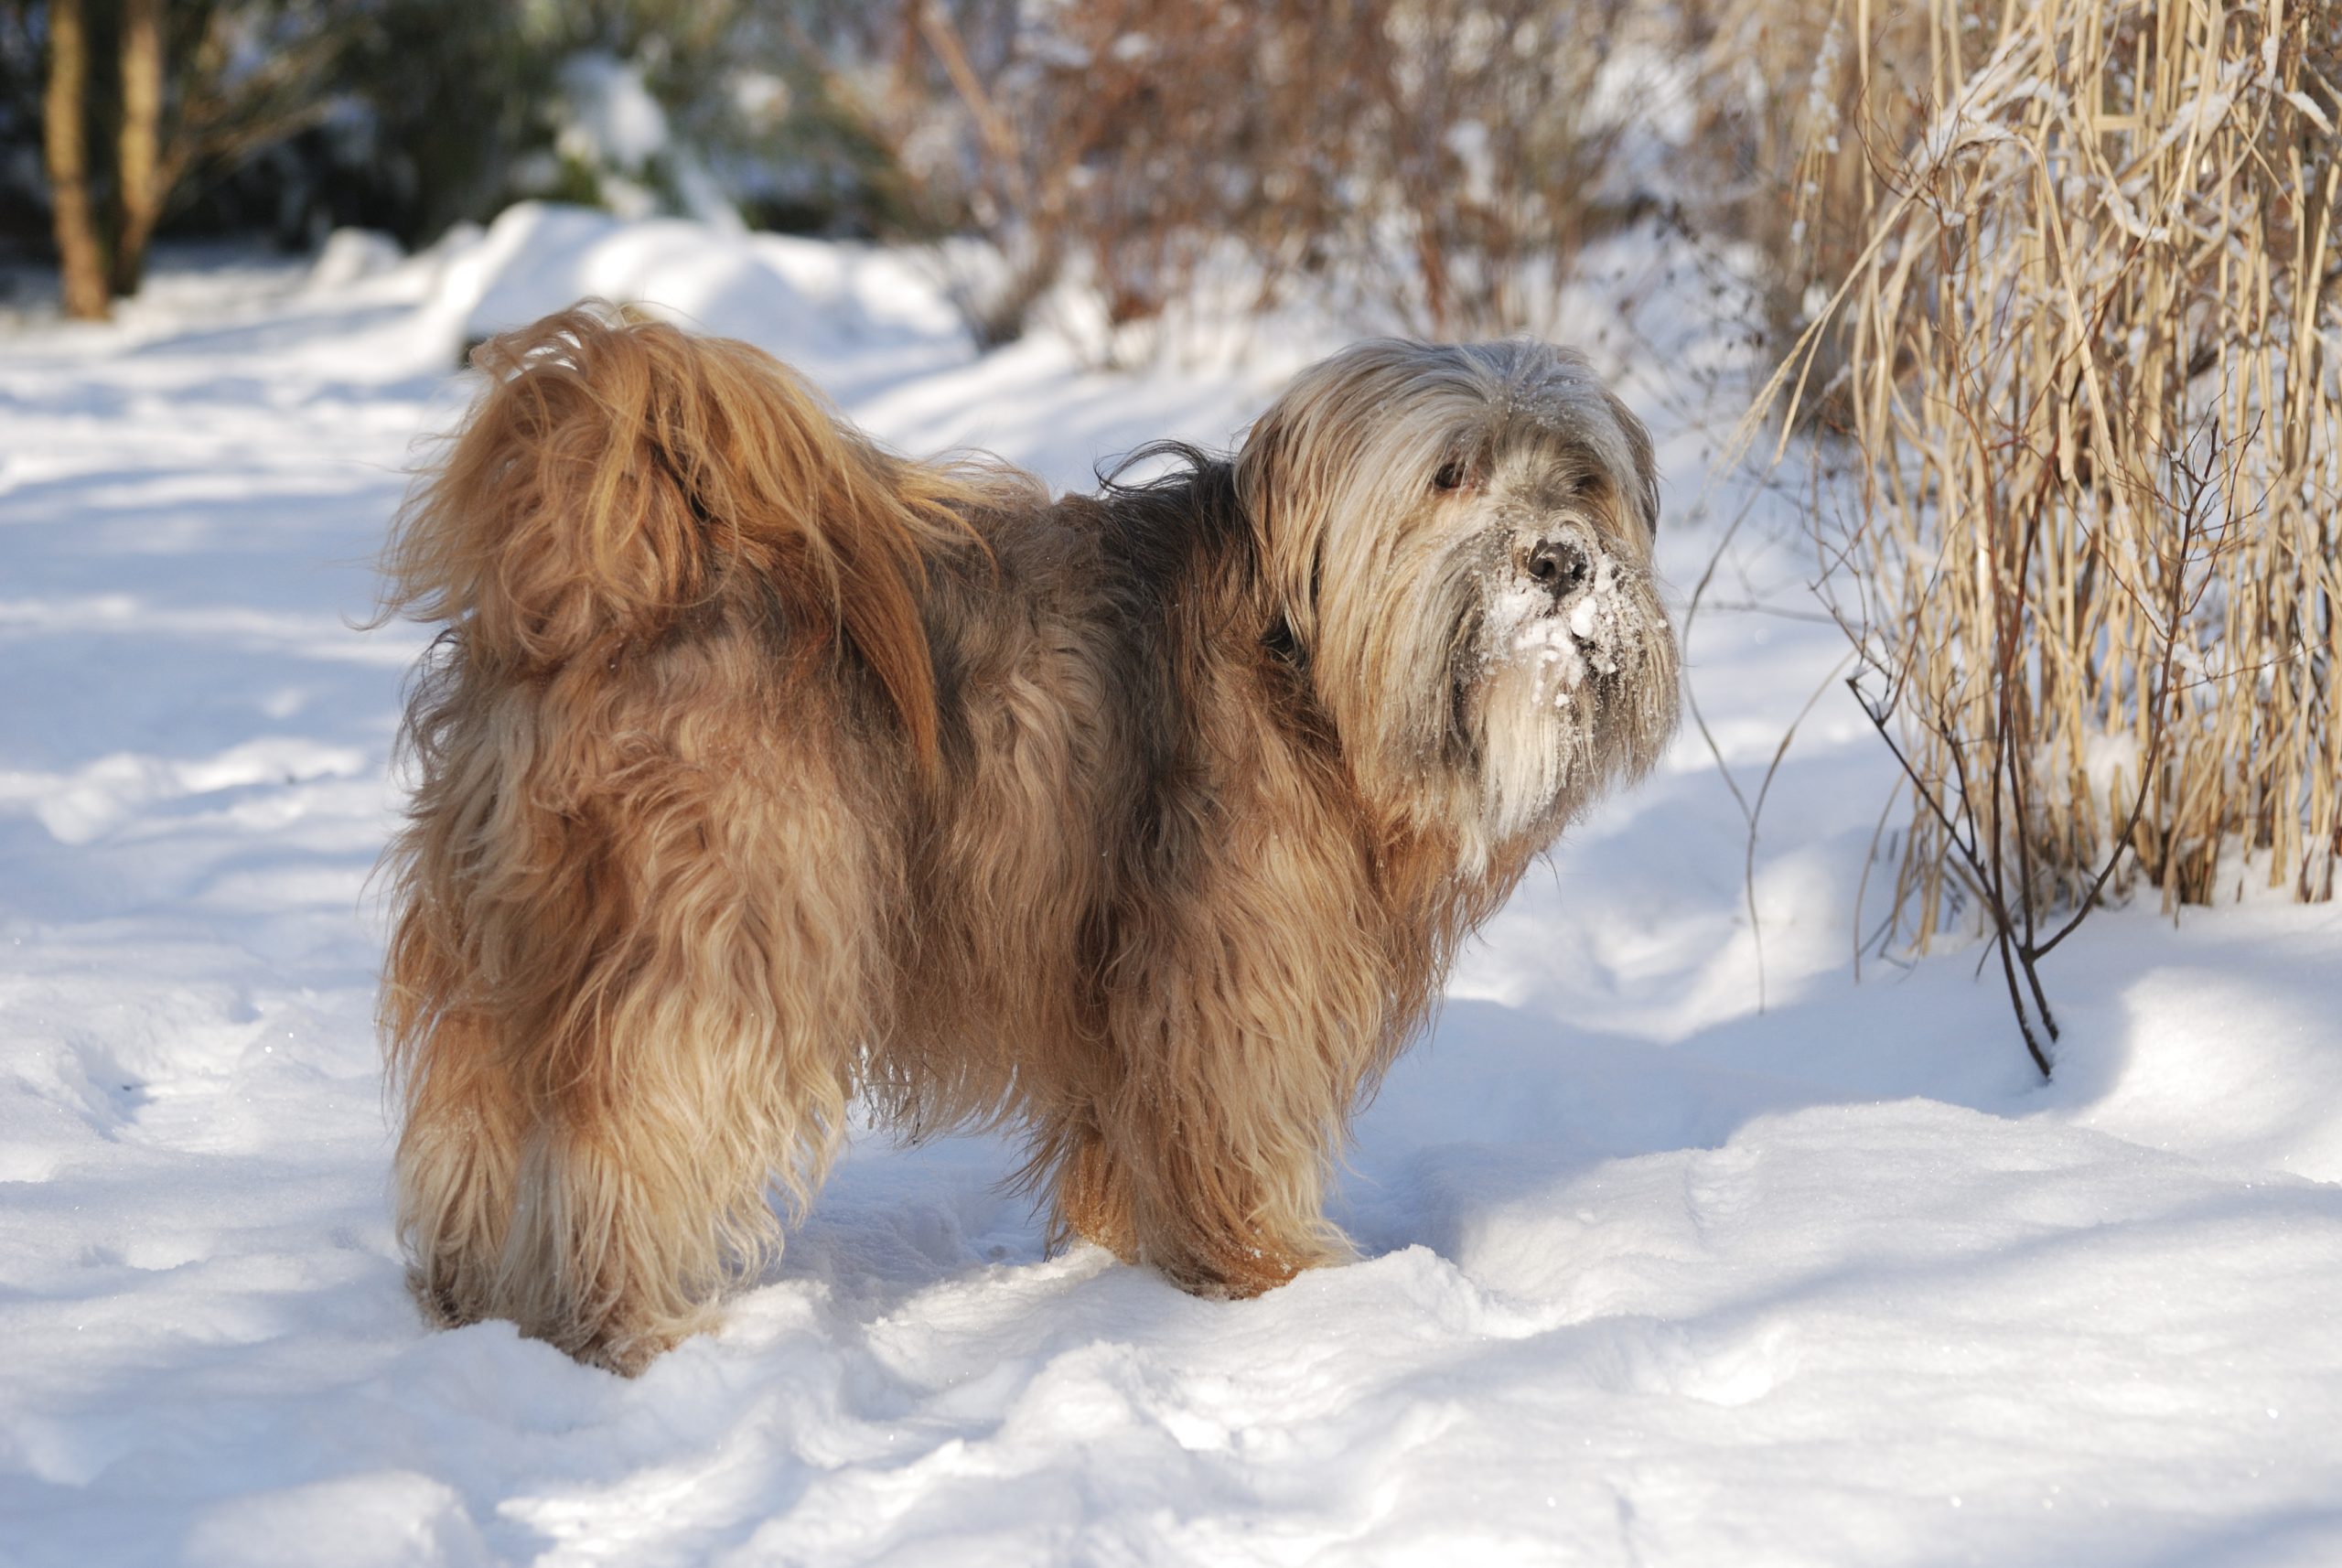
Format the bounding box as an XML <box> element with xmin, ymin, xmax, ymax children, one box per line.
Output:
<box><xmin>1525</xmin><ymin>537</ymin><xmax>1591</xmax><ymax>601</ymax></box>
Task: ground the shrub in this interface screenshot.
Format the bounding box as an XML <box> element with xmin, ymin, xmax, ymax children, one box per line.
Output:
<box><xmin>1743</xmin><ymin>0</ymin><xmax>2341</xmax><ymax>1067</ymax></box>
<box><xmin>890</xmin><ymin>0</ymin><xmax>1652</xmax><ymax>345</ymax></box>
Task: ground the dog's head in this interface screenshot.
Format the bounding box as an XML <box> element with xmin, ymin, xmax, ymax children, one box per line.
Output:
<box><xmin>1237</xmin><ymin>338</ymin><xmax>1680</xmax><ymax>863</ymax></box>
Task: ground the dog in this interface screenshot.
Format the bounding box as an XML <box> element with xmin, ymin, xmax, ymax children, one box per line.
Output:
<box><xmin>377</xmin><ymin>305</ymin><xmax>1679</xmax><ymax>1373</ymax></box>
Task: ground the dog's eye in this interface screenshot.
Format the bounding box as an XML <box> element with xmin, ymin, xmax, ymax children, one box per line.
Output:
<box><xmin>1433</xmin><ymin>461</ymin><xmax>1467</xmax><ymax>492</ymax></box>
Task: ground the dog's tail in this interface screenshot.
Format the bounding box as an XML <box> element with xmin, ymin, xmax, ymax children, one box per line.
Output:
<box><xmin>382</xmin><ymin>303</ymin><xmax>991</xmax><ymax>767</ymax></box>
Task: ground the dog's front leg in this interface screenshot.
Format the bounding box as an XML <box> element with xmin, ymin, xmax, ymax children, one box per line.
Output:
<box><xmin>1107</xmin><ymin>1070</ymin><xmax>1356</xmax><ymax>1299</ymax></box>
<box><xmin>1090</xmin><ymin>926</ymin><xmax>1377</xmax><ymax>1298</ymax></box>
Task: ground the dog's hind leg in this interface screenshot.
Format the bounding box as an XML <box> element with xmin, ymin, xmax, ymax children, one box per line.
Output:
<box><xmin>518</xmin><ymin>677</ymin><xmax>888</xmax><ymax>1370</ymax></box>
<box><xmin>1046</xmin><ymin>1118</ymin><xmax>1140</xmax><ymax>1264</ymax></box>
<box><xmin>392</xmin><ymin>650</ymin><xmax>889</xmax><ymax>1373</ymax></box>
<box><xmin>387</xmin><ymin>1002</ymin><xmax>529</xmax><ymax>1331</ymax></box>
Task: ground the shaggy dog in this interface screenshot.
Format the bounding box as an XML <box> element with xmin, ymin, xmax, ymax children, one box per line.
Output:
<box><xmin>378</xmin><ymin>306</ymin><xmax>1679</xmax><ymax>1373</ymax></box>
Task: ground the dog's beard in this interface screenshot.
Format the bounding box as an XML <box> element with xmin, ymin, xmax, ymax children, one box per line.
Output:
<box><xmin>1451</xmin><ymin>536</ymin><xmax>1679</xmax><ymax>852</ymax></box>
<box><xmin>1316</xmin><ymin>520</ymin><xmax>1677</xmax><ymax>866</ymax></box>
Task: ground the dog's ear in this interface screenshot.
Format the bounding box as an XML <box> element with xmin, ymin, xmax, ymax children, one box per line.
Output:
<box><xmin>1233</xmin><ymin>399</ymin><xmax>1328</xmax><ymax>651</ymax></box>
<box><xmin>1601</xmin><ymin>384</ymin><xmax>1660</xmax><ymax>539</ymax></box>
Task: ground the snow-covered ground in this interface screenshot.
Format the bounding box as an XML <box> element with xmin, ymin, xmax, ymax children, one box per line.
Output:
<box><xmin>5</xmin><ymin>205</ymin><xmax>2341</xmax><ymax>1567</ymax></box>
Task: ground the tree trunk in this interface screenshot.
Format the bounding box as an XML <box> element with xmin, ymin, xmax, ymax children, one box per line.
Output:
<box><xmin>112</xmin><ymin>0</ymin><xmax>165</xmax><ymax>298</ymax></box>
<box><xmin>42</xmin><ymin>0</ymin><xmax>110</xmax><ymax>320</ymax></box>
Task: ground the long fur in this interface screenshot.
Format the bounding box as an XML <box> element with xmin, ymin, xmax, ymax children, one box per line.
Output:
<box><xmin>379</xmin><ymin>304</ymin><xmax>1678</xmax><ymax>1372</ymax></box>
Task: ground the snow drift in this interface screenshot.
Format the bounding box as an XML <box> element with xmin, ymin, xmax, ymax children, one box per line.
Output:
<box><xmin>3</xmin><ymin>209</ymin><xmax>2340</xmax><ymax>1567</ymax></box>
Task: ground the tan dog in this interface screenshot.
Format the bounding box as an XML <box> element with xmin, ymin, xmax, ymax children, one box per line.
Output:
<box><xmin>378</xmin><ymin>306</ymin><xmax>1678</xmax><ymax>1372</ymax></box>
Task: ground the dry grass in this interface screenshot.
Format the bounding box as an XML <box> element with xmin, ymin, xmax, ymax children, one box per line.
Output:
<box><xmin>1682</xmin><ymin>0</ymin><xmax>1938</xmax><ymax>363</ymax></box>
<box><xmin>1737</xmin><ymin>0</ymin><xmax>2340</xmax><ymax>1062</ymax></box>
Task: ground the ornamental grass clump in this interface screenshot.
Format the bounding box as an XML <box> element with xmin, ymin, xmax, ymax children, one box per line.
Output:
<box><xmin>1744</xmin><ymin>0</ymin><xmax>2339</xmax><ymax>1069</ymax></box>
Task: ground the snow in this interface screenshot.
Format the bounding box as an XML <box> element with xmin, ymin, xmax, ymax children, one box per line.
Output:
<box><xmin>5</xmin><ymin>208</ymin><xmax>2342</xmax><ymax>1566</ymax></box>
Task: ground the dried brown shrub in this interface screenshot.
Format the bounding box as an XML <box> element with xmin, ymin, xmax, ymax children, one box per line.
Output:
<box><xmin>1740</xmin><ymin>0</ymin><xmax>2341</xmax><ymax>1066</ymax></box>
<box><xmin>890</xmin><ymin>0</ymin><xmax>1647</xmax><ymax>343</ymax></box>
